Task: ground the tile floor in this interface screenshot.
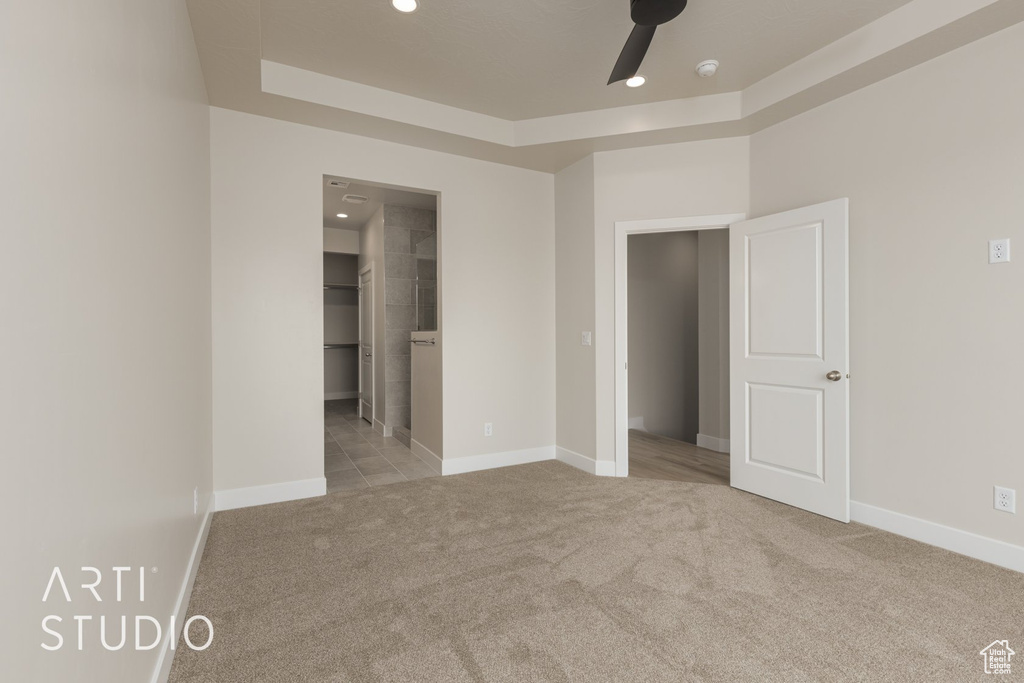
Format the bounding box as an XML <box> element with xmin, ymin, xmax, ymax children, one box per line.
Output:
<box><xmin>324</xmin><ymin>399</ymin><xmax>440</xmax><ymax>493</ymax></box>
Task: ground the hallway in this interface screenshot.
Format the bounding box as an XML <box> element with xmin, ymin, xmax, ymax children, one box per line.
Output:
<box><xmin>628</xmin><ymin>430</ymin><xmax>729</xmax><ymax>485</ymax></box>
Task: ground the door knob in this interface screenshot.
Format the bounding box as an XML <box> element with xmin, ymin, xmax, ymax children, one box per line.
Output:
<box><xmin>826</xmin><ymin>371</ymin><xmax>842</xmax><ymax>382</ymax></box>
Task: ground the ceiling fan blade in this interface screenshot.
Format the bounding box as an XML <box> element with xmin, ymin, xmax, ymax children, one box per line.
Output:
<box><xmin>631</xmin><ymin>0</ymin><xmax>688</xmax><ymax>27</ymax></box>
<box><xmin>607</xmin><ymin>24</ymin><xmax>657</xmax><ymax>85</ymax></box>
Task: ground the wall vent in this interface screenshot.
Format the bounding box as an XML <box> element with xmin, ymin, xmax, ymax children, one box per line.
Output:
<box><xmin>327</xmin><ymin>179</ymin><xmax>350</xmax><ymax>189</ymax></box>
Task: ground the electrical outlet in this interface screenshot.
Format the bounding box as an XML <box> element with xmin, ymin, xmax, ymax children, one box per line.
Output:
<box><xmin>484</xmin><ymin>422</ymin><xmax>493</xmax><ymax>437</ymax></box>
<box><xmin>193</xmin><ymin>487</ymin><xmax>199</xmax><ymax>516</ymax></box>
<box><xmin>581</xmin><ymin>331</ymin><xmax>593</xmax><ymax>346</ymax></box>
<box><xmin>994</xmin><ymin>486</ymin><xmax>1015</xmax><ymax>513</ymax></box>
<box><xmin>989</xmin><ymin>238</ymin><xmax>1011</xmax><ymax>264</ymax></box>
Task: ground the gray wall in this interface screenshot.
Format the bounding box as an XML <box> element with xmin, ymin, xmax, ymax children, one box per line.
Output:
<box><xmin>628</xmin><ymin>231</ymin><xmax>700</xmax><ymax>443</ymax></box>
<box><xmin>554</xmin><ymin>157</ymin><xmax>597</xmax><ymax>458</ymax></box>
<box><xmin>383</xmin><ymin>204</ymin><xmax>437</xmax><ymax>431</ymax></box>
<box><xmin>324</xmin><ymin>253</ymin><xmax>359</xmax><ymax>399</ymax></box>
<box><xmin>697</xmin><ymin>229</ymin><xmax>730</xmax><ymax>444</ymax></box>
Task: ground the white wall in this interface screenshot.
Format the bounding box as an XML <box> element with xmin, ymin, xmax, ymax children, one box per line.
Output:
<box><xmin>697</xmin><ymin>229</ymin><xmax>730</xmax><ymax>445</ymax></box>
<box><xmin>359</xmin><ymin>206</ymin><xmax>387</xmax><ymax>424</ymax></box>
<box><xmin>554</xmin><ymin>157</ymin><xmax>597</xmax><ymax>458</ymax></box>
<box><xmin>627</xmin><ymin>232</ymin><xmax>700</xmax><ymax>443</ymax></box>
<box><xmin>750</xmin><ymin>22</ymin><xmax>1024</xmax><ymax>547</ymax></box>
<box><xmin>211</xmin><ymin>108</ymin><xmax>555</xmax><ymax>492</ymax></box>
<box><xmin>592</xmin><ymin>139</ymin><xmax>751</xmax><ymax>462</ymax></box>
<box><xmin>323</xmin><ymin>227</ymin><xmax>360</xmax><ymax>254</ymax></box>
<box><xmin>1</xmin><ymin>1</ymin><xmax>212</xmax><ymax>680</ymax></box>
<box><xmin>749</xmin><ymin>21</ymin><xmax>1024</xmax><ymax>548</ymax></box>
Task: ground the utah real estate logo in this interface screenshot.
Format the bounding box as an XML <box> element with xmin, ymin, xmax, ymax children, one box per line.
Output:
<box><xmin>979</xmin><ymin>640</ymin><xmax>1014</xmax><ymax>675</ymax></box>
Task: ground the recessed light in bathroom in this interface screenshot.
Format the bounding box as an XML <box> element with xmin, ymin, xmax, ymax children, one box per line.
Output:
<box><xmin>336</xmin><ymin>213</ymin><xmax>348</xmax><ymax>218</ymax></box>
<box><xmin>392</xmin><ymin>0</ymin><xmax>417</xmax><ymax>12</ymax></box>
<box><xmin>625</xmin><ymin>75</ymin><xmax>646</xmax><ymax>88</ymax></box>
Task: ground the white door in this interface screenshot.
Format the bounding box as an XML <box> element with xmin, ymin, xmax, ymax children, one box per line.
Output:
<box><xmin>729</xmin><ymin>199</ymin><xmax>850</xmax><ymax>521</ymax></box>
<box><xmin>359</xmin><ymin>268</ymin><xmax>373</xmax><ymax>423</ymax></box>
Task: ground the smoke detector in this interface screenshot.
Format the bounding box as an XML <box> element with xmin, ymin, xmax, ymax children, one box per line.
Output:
<box><xmin>695</xmin><ymin>60</ymin><xmax>719</xmax><ymax>78</ymax></box>
<box><xmin>341</xmin><ymin>194</ymin><xmax>369</xmax><ymax>204</ymax></box>
<box><xmin>327</xmin><ymin>179</ymin><xmax>350</xmax><ymax>189</ymax></box>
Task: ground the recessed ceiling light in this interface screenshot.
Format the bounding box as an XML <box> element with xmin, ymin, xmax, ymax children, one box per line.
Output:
<box><xmin>392</xmin><ymin>0</ymin><xmax>417</xmax><ymax>12</ymax></box>
<box><xmin>625</xmin><ymin>75</ymin><xmax>646</xmax><ymax>88</ymax></box>
<box><xmin>336</xmin><ymin>213</ymin><xmax>348</xmax><ymax>218</ymax></box>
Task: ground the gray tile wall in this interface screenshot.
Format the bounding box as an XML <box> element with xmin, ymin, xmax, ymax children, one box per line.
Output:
<box><xmin>383</xmin><ymin>204</ymin><xmax>437</xmax><ymax>431</ymax></box>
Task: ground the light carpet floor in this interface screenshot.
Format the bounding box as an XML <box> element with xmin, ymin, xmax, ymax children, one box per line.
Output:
<box><xmin>170</xmin><ymin>461</ymin><xmax>1023</xmax><ymax>682</ymax></box>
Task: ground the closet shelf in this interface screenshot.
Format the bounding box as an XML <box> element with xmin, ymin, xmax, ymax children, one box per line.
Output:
<box><xmin>324</xmin><ymin>343</ymin><xmax>359</xmax><ymax>350</ymax></box>
<box><xmin>323</xmin><ymin>283</ymin><xmax>359</xmax><ymax>290</ymax></box>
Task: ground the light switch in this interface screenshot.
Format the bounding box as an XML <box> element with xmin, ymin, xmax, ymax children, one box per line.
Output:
<box><xmin>989</xmin><ymin>238</ymin><xmax>1010</xmax><ymax>264</ymax></box>
<box><xmin>581</xmin><ymin>331</ymin><xmax>593</xmax><ymax>346</ymax></box>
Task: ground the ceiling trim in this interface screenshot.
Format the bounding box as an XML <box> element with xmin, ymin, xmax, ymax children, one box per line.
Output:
<box><xmin>742</xmin><ymin>0</ymin><xmax>1000</xmax><ymax>117</ymax></box>
<box><xmin>260</xmin><ymin>0</ymin><xmax>1007</xmax><ymax>150</ymax></box>
<box><xmin>262</xmin><ymin>61</ymin><xmax>514</xmax><ymax>146</ymax></box>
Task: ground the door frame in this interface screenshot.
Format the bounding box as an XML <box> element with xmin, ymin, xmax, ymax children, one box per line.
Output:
<box><xmin>613</xmin><ymin>213</ymin><xmax>747</xmax><ymax>477</ymax></box>
<box><xmin>358</xmin><ymin>263</ymin><xmax>374</xmax><ymax>422</ymax></box>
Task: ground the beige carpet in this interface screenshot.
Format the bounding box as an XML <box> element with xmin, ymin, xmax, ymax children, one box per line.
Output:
<box><xmin>169</xmin><ymin>461</ymin><xmax>1022</xmax><ymax>682</ymax></box>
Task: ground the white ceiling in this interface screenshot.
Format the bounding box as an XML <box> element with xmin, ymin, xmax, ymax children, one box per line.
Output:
<box><xmin>323</xmin><ymin>176</ymin><xmax>436</xmax><ymax>231</ymax></box>
<box><xmin>262</xmin><ymin>0</ymin><xmax>913</xmax><ymax>120</ymax></box>
<box><xmin>187</xmin><ymin>0</ymin><xmax>1024</xmax><ymax>171</ymax></box>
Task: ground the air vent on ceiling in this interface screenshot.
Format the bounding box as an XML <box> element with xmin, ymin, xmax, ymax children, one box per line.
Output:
<box><xmin>342</xmin><ymin>194</ymin><xmax>369</xmax><ymax>204</ymax></box>
<box><xmin>327</xmin><ymin>179</ymin><xmax>350</xmax><ymax>189</ymax></box>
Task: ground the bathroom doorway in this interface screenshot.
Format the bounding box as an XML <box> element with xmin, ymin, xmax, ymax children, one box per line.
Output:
<box><xmin>322</xmin><ymin>176</ymin><xmax>443</xmax><ymax>491</ymax></box>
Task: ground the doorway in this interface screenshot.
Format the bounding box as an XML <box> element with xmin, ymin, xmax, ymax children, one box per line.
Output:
<box><xmin>613</xmin><ymin>202</ymin><xmax>851</xmax><ymax>522</ymax></box>
<box><xmin>623</xmin><ymin>224</ymin><xmax>733</xmax><ymax>485</ymax></box>
<box><xmin>322</xmin><ymin>175</ymin><xmax>444</xmax><ymax>492</ymax></box>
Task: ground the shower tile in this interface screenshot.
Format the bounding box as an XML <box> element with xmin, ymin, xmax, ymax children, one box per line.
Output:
<box><xmin>384</xmin><ymin>205</ymin><xmax>435</xmax><ymax>231</ymax></box>
<box><xmin>385</xmin><ymin>279</ymin><xmax>415</xmax><ymax>305</ymax></box>
<box><xmin>412</xmin><ymin>230</ymin><xmax>436</xmax><ymax>254</ymax></box>
<box><xmin>386</xmin><ymin>404</ymin><xmax>410</xmax><ymax>430</ymax></box>
<box><xmin>386</xmin><ymin>380</ymin><xmax>411</xmax><ymax>407</ymax></box>
<box><xmin>416</xmin><ymin>258</ymin><xmax>436</xmax><ymax>281</ymax></box>
<box><xmin>385</xmin><ymin>253</ymin><xmax>417</xmax><ymax>279</ymax></box>
<box><xmin>386</xmin><ymin>304</ymin><xmax>417</xmax><ymax>331</ymax></box>
<box><xmin>386</xmin><ymin>329</ymin><xmax>411</xmax><ymax>356</ymax></box>
<box><xmin>384</xmin><ymin>227</ymin><xmax>411</xmax><ymax>254</ymax></box>
<box><xmin>385</xmin><ymin>355</ymin><xmax>411</xmax><ymax>382</ymax></box>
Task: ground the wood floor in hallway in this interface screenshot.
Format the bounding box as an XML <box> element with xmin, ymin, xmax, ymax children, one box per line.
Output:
<box><xmin>628</xmin><ymin>430</ymin><xmax>730</xmax><ymax>485</ymax></box>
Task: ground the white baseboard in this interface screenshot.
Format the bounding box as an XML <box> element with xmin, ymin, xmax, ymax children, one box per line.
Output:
<box><xmin>410</xmin><ymin>438</ymin><xmax>442</xmax><ymax>474</ymax></box>
<box><xmin>324</xmin><ymin>390</ymin><xmax>358</xmax><ymax>400</ymax></box>
<box><xmin>442</xmin><ymin>445</ymin><xmax>555</xmax><ymax>476</ymax></box>
<box><xmin>628</xmin><ymin>417</ymin><xmax>646</xmax><ymax>431</ymax></box>
<box><xmin>851</xmin><ymin>501</ymin><xmax>1024</xmax><ymax>574</ymax></box>
<box><xmin>151</xmin><ymin>507</ymin><xmax>212</xmax><ymax>683</ymax></box>
<box><xmin>214</xmin><ymin>477</ymin><xmax>326</xmax><ymax>511</ymax></box>
<box><xmin>696</xmin><ymin>433</ymin><xmax>730</xmax><ymax>453</ymax></box>
<box><xmin>556</xmin><ymin>446</ymin><xmax>616</xmax><ymax>477</ymax></box>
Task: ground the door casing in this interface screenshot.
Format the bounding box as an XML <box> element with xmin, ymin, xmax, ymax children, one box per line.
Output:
<box><xmin>358</xmin><ymin>264</ymin><xmax>374</xmax><ymax>423</ymax></box>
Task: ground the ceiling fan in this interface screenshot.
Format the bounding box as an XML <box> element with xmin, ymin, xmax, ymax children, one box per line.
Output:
<box><xmin>608</xmin><ymin>0</ymin><xmax>689</xmax><ymax>85</ymax></box>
